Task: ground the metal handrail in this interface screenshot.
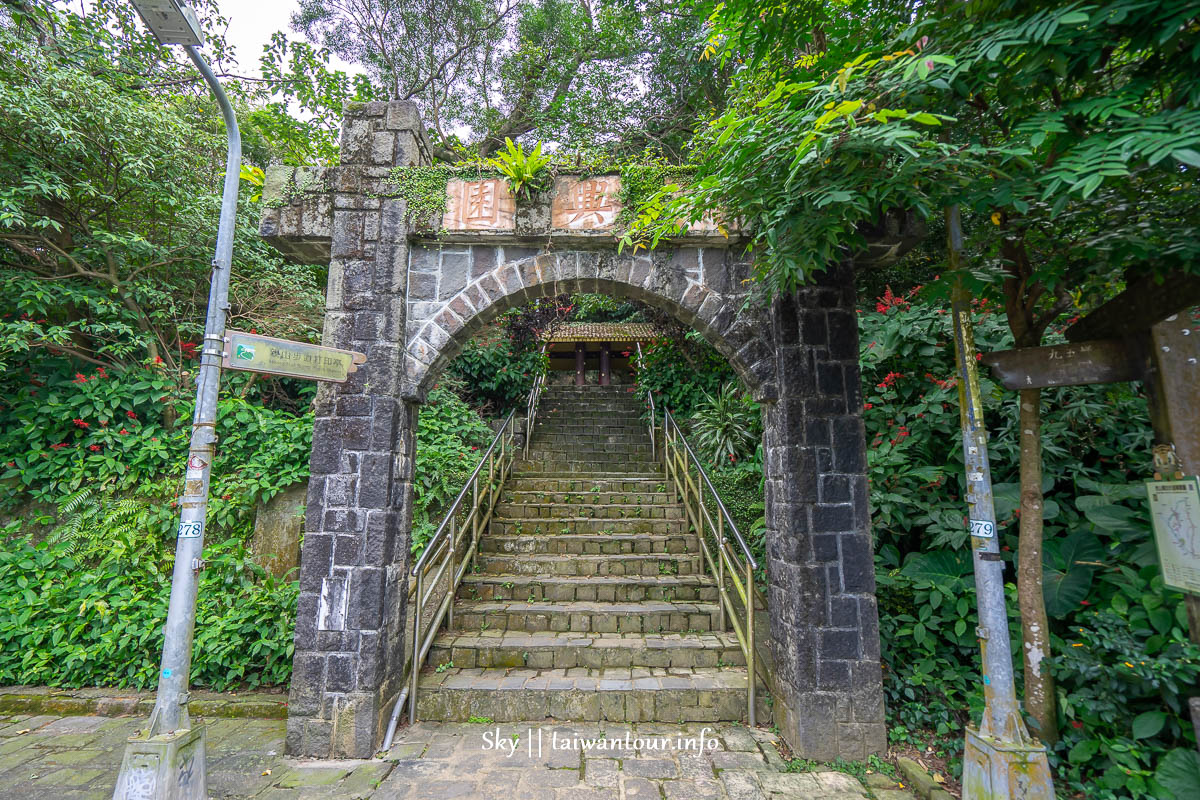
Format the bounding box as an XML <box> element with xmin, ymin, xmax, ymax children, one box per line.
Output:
<box><xmin>634</xmin><ymin>342</ymin><xmax>655</xmax><ymax>460</ymax></box>
<box><xmin>381</xmin><ymin>407</ymin><xmax>519</xmax><ymax>750</ymax></box>
<box><xmin>655</xmin><ymin>406</ymin><xmax>759</xmax><ymax>725</ymax></box>
<box><xmin>662</xmin><ymin>410</ymin><xmax>758</xmax><ymax>569</ymax></box>
<box><xmin>524</xmin><ymin>344</ymin><xmax>548</xmax><ymax>458</ymax></box>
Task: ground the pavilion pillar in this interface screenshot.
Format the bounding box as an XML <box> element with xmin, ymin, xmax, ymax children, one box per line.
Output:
<box><xmin>575</xmin><ymin>342</ymin><xmax>586</xmax><ymax>386</ymax></box>
<box><xmin>600</xmin><ymin>342</ymin><xmax>611</xmax><ymax>386</ymax></box>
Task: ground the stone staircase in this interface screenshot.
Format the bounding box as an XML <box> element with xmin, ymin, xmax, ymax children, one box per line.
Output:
<box><xmin>417</xmin><ymin>385</ymin><xmax>752</xmax><ymax>723</ymax></box>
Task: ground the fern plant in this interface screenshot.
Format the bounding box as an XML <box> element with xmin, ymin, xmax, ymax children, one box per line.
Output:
<box><xmin>52</xmin><ymin>487</ymin><xmax>153</xmax><ymax>564</ymax></box>
<box><xmin>488</xmin><ymin>138</ymin><xmax>551</xmax><ymax>197</ymax></box>
<box><xmin>689</xmin><ymin>382</ymin><xmax>761</xmax><ymax>466</ymax></box>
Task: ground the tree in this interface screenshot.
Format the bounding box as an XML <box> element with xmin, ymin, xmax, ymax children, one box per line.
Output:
<box><xmin>0</xmin><ymin>3</ymin><xmax>324</xmax><ymax>421</ymax></box>
<box><xmin>632</xmin><ymin>0</ymin><xmax>1200</xmax><ymax>749</ymax></box>
<box><xmin>284</xmin><ymin>0</ymin><xmax>722</xmax><ymax>158</ymax></box>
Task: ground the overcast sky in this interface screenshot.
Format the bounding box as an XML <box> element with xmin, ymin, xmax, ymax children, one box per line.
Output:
<box><xmin>214</xmin><ymin>0</ymin><xmax>360</xmax><ymax>76</ymax></box>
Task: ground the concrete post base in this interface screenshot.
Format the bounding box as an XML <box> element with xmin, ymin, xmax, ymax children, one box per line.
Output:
<box><xmin>112</xmin><ymin>724</ymin><xmax>206</xmax><ymax>800</ymax></box>
<box><xmin>962</xmin><ymin>726</ymin><xmax>1054</xmax><ymax>800</ymax></box>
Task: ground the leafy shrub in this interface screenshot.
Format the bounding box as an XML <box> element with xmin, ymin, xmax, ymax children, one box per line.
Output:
<box><xmin>447</xmin><ymin>337</ymin><xmax>544</xmax><ymax>412</ymax></box>
<box><xmin>634</xmin><ymin>332</ymin><xmax>737</xmax><ymax>420</ymax></box>
<box><xmin>411</xmin><ymin>382</ymin><xmax>495</xmax><ymax>557</ymax></box>
<box><xmin>689</xmin><ymin>382</ymin><xmax>762</xmax><ymax>467</ymax></box>
<box><xmin>0</xmin><ymin>533</ymin><xmax>295</xmax><ymax>690</ymax></box>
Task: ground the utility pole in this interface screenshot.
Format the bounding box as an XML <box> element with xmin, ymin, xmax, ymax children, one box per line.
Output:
<box><xmin>113</xmin><ymin>3</ymin><xmax>240</xmax><ymax>797</ymax></box>
<box><xmin>945</xmin><ymin>206</ymin><xmax>1055</xmax><ymax>800</ymax></box>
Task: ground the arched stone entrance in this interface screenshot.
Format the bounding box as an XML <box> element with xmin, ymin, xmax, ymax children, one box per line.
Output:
<box><xmin>260</xmin><ymin>100</ymin><xmax>885</xmax><ymax>762</ymax></box>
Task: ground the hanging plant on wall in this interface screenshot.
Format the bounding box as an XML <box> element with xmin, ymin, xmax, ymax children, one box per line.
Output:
<box><xmin>488</xmin><ymin>138</ymin><xmax>551</xmax><ymax>197</ymax></box>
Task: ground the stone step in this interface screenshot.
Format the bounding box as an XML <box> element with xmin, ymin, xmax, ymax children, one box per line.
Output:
<box><xmin>460</xmin><ymin>574</ymin><xmax>717</xmax><ymax>603</ymax></box>
<box><xmin>505</xmin><ymin>476</ymin><xmax>668</xmax><ymax>493</ymax></box>
<box><xmin>428</xmin><ymin>631</ymin><xmax>745</xmax><ymax>670</ymax></box>
<box><xmin>415</xmin><ymin>666</ymin><xmax>749</xmax><ymax>723</ymax></box>
<box><xmin>493</xmin><ymin>503</ymin><xmax>684</xmax><ymax>521</ymax></box>
<box><xmin>513</xmin><ymin>462</ymin><xmax>667</xmax><ymax>474</ymax></box>
<box><xmin>450</xmin><ymin>599</ymin><xmax>723</xmax><ymax>633</ymax></box>
<box><xmin>524</xmin><ymin>448</ymin><xmax>656</xmax><ymax>461</ymax></box>
<box><xmin>501</xmin><ymin>490</ymin><xmax>675</xmax><ymax>505</ymax></box>
<box><xmin>474</xmin><ymin>552</ymin><xmax>703</xmax><ymax>577</ymax></box>
<box><xmin>489</xmin><ymin>517</ymin><xmax>687</xmax><ymax>535</ymax></box>
<box><xmin>478</xmin><ymin>532</ymin><xmax>695</xmax><ymax>556</ymax></box>
<box><xmin>530</xmin><ymin>432</ymin><xmax>650</xmax><ymax>446</ymax></box>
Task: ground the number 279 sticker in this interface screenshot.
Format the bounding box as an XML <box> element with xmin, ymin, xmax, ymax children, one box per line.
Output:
<box><xmin>177</xmin><ymin>520</ymin><xmax>204</xmax><ymax>539</ymax></box>
<box><xmin>969</xmin><ymin>519</ymin><xmax>995</xmax><ymax>538</ymax></box>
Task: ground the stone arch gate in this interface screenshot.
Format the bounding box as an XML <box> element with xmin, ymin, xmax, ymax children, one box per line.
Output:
<box><xmin>260</xmin><ymin>100</ymin><xmax>909</xmax><ymax>762</ymax></box>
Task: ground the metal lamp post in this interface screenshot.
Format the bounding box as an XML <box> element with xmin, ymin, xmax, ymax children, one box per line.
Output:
<box><xmin>113</xmin><ymin>2</ymin><xmax>240</xmax><ymax>797</ymax></box>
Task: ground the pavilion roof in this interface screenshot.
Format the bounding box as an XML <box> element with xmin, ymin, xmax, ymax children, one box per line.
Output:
<box><xmin>543</xmin><ymin>322</ymin><xmax>658</xmax><ymax>343</ymax></box>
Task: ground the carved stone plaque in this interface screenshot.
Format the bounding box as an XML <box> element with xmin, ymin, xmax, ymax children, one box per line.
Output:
<box><xmin>552</xmin><ymin>176</ymin><xmax>621</xmax><ymax>230</ymax></box>
<box><xmin>442</xmin><ymin>178</ymin><xmax>515</xmax><ymax>231</ymax></box>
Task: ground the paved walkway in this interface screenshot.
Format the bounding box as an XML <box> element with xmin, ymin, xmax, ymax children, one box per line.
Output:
<box><xmin>0</xmin><ymin>714</ymin><xmax>913</xmax><ymax>799</ymax></box>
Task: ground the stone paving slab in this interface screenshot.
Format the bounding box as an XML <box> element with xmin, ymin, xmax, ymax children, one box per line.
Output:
<box><xmin>0</xmin><ymin>714</ymin><xmax>909</xmax><ymax>799</ymax></box>
<box><xmin>0</xmin><ymin>687</ymin><xmax>288</xmax><ymax>720</ymax></box>
<box><xmin>377</xmin><ymin>722</ymin><xmax>894</xmax><ymax>799</ymax></box>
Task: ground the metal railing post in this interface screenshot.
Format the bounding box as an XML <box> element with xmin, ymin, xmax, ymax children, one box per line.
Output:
<box><xmin>746</xmin><ymin>559</ymin><xmax>756</xmax><ymax>726</ymax></box>
<box><xmin>409</xmin><ymin>568</ymin><xmax>423</xmax><ymax>724</ymax></box>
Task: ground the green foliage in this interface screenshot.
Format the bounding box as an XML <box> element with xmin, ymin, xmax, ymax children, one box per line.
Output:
<box><xmin>637</xmin><ymin>0</ymin><xmax>1200</xmax><ymax>294</ymax></box>
<box><xmin>447</xmin><ymin>337</ymin><xmax>545</xmax><ymax>412</ymax></box>
<box><xmin>634</xmin><ymin>333</ymin><xmax>737</xmax><ymax>421</ymax></box>
<box><xmin>1053</xmin><ymin>610</ymin><xmax>1200</xmax><ymax>799</ymax></box>
<box><xmin>488</xmin><ymin>138</ymin><xmax>551</xmax><ymax>197</ymax></box>
<box><xmin>0</xmin><ymin>531</ymin><xmax>295</xmax><ymax>691</ymax></box>
<box><xmin>411</xmin><ymin>383</ymin><xmax>495</xmax><ymax>557</ymax></box>
<box><xmin>688</xmin><ymin>382</ymin><xmax>762</xmax><ymax>467</ymax></box>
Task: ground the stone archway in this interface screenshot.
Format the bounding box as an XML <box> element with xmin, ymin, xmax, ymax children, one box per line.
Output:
<box><xmin>260</xmin><ymin>100</ymin><xmax>885</xmax><ymax>762</ymax></box>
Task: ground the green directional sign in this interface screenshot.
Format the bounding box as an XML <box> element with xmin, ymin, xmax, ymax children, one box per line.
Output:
<box><xmin>222</xmin><ymin>330</ymin><xmax>366</xmax><ymax>383</ymax></box>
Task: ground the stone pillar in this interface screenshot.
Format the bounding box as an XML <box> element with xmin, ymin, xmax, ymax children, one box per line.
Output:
<box><xmin>762</xmin><ymin>262</ymin><xmax>886</xmax><ymax>761</ymax></box>
<box><xmin>286</xmin><ymin>101</ymin><xmax>428</xmax><ymax>758</ymax></box>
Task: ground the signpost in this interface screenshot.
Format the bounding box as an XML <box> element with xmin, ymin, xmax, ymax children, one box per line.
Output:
<box><xmin>945</xmin><ymin>206</ymin><xmax>1055</xmax><ymax>800</ymax></box>
<box><xmin>222</xmin><ymin>330</ymin><xmax>366</xmax><ymax>383</ymax></box>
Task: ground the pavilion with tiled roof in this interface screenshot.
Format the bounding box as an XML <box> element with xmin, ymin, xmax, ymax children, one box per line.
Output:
<box><xmin>541</xmin><ymin>322</ymin><xmax>658</xmax><ymax>385</ymax></box>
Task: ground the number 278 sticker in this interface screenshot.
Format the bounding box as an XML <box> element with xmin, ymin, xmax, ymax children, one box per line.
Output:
<box><xmin>177</xmin><ymin>520</ymin><xmax>204</xmax><ymax>539</ymax></box>
<box><xmin>969</xmin><ymin>519</ymin><xmax>995</xmax><ymax>538</ymax></box>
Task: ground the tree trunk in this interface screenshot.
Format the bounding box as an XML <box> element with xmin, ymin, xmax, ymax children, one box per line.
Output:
<box><xmin>1017</xmin><ymin>386</ymin><xmax>1057</xmax><ymax>745</ymax></box>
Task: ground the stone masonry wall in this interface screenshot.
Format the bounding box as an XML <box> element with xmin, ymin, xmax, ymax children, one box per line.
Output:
<box><xmin>259</xmin><ymin>100</ymin><xmax>885</xmax><ymax>761</ymax></box>
<box><xmin>272</xmin><ymin>101</ymin><xmax>428</xmax><ymax>758</ymax></box>
<box><xmin>763</xmin><ymin>264</ymin><xmax>887</xmax><ymax>761</ymax></box>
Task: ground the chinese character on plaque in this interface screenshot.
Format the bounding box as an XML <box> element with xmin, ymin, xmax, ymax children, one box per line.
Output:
<box><xmin>442</xmin><ymin>178</ymin><xmax>515</xmax><ymax>231</ymax></box>
<box><xmin>552</xmin><ymin>176</ymin><xmax>621</xmax><ymax>230</ymax></box>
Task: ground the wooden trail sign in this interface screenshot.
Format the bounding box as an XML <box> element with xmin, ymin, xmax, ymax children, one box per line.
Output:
<box><xmin>979</xmin><ymin>337</ymin><xmax>1147</xmax><ymax>390</ymax></box>
<box><xmin>222</xmin><ymin>330</ymin><xmax>366</xmax><ymax>383</ymax></box>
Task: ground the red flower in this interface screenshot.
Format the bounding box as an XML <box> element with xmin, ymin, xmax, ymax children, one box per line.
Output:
<box><xmin>126</xmin><ymin>410</ymin><xmax>138</xmax><ymax>419</ymax></box>
<box><xmin>876</xmin><ymin>372</ymin><xmax>903</xmax><ymax>390</ymax></box>
<box><xmin>88</xmin><ymin>445</ymin><xmax>101</xmax><ymax>452</ymax></box>
<box><xmin>73</xmin><ymin>373</ymin><xmax>88</xmax><ymax>384</ymax></box>
<box><xmin>72</xmin><ymin>418</ymin><xmax>89</xmax><ymax>428</ymax></box>
<box><xmin>1080</xmin><ymin>600</ymin><xmax>1091</xmax><ymax>606</ymax></box>
<box><xmin>154</xmin><ymin>355</ymin><xmax>164</xmax><ymax>364</ymax></box>
<box><xmin>1071</xmin><ymin>721</ymin><xmax>1083</xmax><ymax>729</ymax></box>
<box><xmin>100</xmin><ymin>420</ymin><xmax>108</xmax><ymax>427</ymax></box>
<box><xmin>222</xmin><ymin>494</ymin><xmax>232</xmax><ymax>500</ymax></box>
<box><xmin>180</xmin><ymin>341</ymin><xmax>198</xmax><ymax>358</ymax></box>
<box><xmin>874</xmin><ymin>286</ymin><xmax>910</xmax><ymax>313</ymax></box>
<box><xmin>51</xmin><ymin>443</ymin><xmax>69</xmax><ymax>450</ymax></box>
<box><xmin>863</xmin><ymin>403</ymin><xmax>873</xmax><ymax>410</ymax></box>
<box><xmin>5</xmin><ymin>461</ymin><xmax>13</xmax><ymax>467</ymax></box>
<box><xmin>119</xmin><ymin>428</ymin><xmax>129</xmax><ymax>435</ymax></box>
<box><xmin>95</xmin><ymin>366</ymin><xmax>108</xmax><ymax>378</ymax></box>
